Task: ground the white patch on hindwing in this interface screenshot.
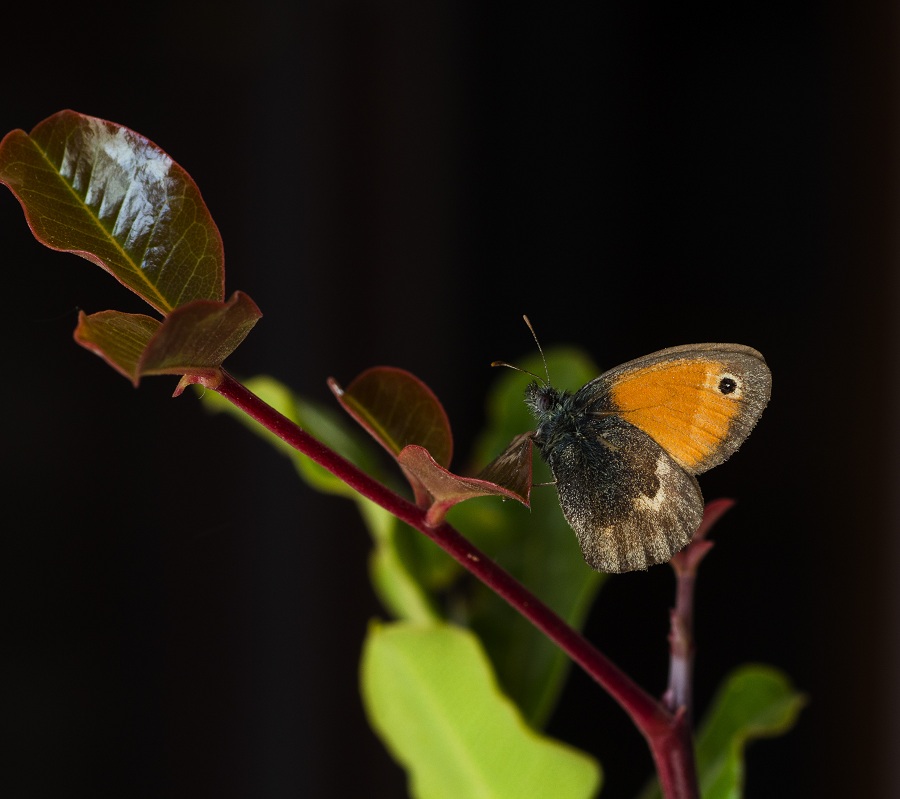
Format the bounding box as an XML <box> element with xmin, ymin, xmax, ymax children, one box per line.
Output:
<box><xmin>631</xmin><ymin>454</ymin><xmax>672</xmax><ymax>513</ymax></box>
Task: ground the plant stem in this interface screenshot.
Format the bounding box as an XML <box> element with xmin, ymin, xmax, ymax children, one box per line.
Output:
<box><xmin>210</xmin><ymin>369</ymin><xmax>699</xmax><ymax>799</ymax></box>
<box><xmin>665</xmin><ymin>567</ymin><xmax>700</xmax><ymax>720</ymax></box>
<box><xmin>665</xmin><ymin>499</ymin><xmax>733</xmax><ymax>721</ymax></box>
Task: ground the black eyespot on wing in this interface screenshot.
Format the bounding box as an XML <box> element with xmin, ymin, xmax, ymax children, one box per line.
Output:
<box><xmin>718</xmin><ymin>377</ymin><xmax>737</xmax><ymax>395</ymax></box>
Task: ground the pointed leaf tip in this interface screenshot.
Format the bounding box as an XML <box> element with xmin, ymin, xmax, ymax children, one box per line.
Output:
<box><xmin>695</xmin><ymin>498</ymin><xmax>736</xmax><ymax>541</ymax></box>
<box><xmin>398</xmin><ymin>441</ymin><xmax>531</xmax><ymax>526</ymax></box>
<box><xmin>475</xmin><ymin>432</ymin><xmax>534</xmax><ymax>500</ymax></box>
<box><xmin>670</xmin><ymin>498</ymin><xmax>736</xmax><ymax>575</ymax></box>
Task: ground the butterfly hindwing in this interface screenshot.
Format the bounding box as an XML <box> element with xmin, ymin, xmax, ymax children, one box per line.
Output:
<box><xmin>543</xmin><ymin>414</ymin><xmax>704</xmax><ymax>573</ymax></box>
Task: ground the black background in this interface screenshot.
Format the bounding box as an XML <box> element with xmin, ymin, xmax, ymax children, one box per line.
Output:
<box><xmin>3</xmin><ymin>1</ymin><xmax>897</xmax><ymax>797</ymax></box>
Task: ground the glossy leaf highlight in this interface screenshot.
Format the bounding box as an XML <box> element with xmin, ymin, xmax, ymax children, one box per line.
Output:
<box><xmin>361</xmin><ymin>622</ymin><xmax>601</xmax><ymax>799</ymax></box>
<box><xmin>0</xmin><ymin>110</ymin><xmax>224</xmax><ymax>314</ymax></box>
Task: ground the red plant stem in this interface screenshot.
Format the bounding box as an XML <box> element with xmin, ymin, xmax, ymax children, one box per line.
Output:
<box><xmin>211</xmin><ymin>370</ymin><xmax>698</xmax><ymax>799</ymax></box>
<box><xmin>665</xmin><ymin>571</ymin><xmax>698</xmax><ymax>720</ymax></box>
<box><xmin>664</xmin><ymin>500</ymin><xmax>732</xmax><ymax>721</ymax></box>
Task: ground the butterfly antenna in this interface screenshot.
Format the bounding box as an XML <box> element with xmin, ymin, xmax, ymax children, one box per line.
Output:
<box><xmin>489</xmin><ymin>315</ymin><xmax>551</xmax><ymax>386</ymax></box>
<box><xmin>522</xmin><ymin>314</ymin><xmax>551</xmax><ymax>385</ymax></box>
<box><xmin>490</xmin><ymin>360</ymin><xmax>545</xmax><ymax>382</ymax></box>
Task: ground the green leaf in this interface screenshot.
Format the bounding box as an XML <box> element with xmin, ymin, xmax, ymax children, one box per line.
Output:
<box><xmin>0</xmin><ymin>110</ymin><xmax>224</xmax><ymax>314</ymax></box>
<box><xmin>451</xmin><ymin>347</ymin><xmax>606</xmax><ymax>728</ymax></box>
<box><xmin>74</xmin><ymin>291</ymin><xmax>261</xmax><ymax>384</ymax></box>
<box><xmin>361</xmin><ymin>621</ymin><xmax>601</xmax><ymax>799</ymax></box>
<box><xmin>638</xmin><ymin>665</ymin><xmax>806</xmax><ymax>799</ymax></box>
<box><xmin>366</xmin><ymin>510</ymin><xmax>442</xmax><ymax>624</ymax></box>
<box><xmin>696</xmin><ymin>665</ymin><xmax>806</xmax><ymax>799</ymax></box>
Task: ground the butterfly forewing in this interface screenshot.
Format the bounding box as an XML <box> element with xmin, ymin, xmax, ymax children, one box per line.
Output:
<box><xmin>585</xmin><ymin>344</ymin><xmax>771</xmax><ymax>475</ymax></box>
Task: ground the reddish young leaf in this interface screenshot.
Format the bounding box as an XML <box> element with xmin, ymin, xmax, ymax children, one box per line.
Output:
<box><xmin>0</xmin><ymin>110</ymin><xmax>224</xmax><ymax>314</ymax></box>
<box><xmin>74</xmin><ymin>311</ymin><xmax>161</xmax><ymax>382</ymax></box>
<box><xmin>74</xmin><ymin>291</ymin><xmax>261</xmax><ymax>386</ymax></box>
<box><xmin>330</xmin><ymin>367</ymin><xmax>534</xmax><ymax>518</ymax></box>
<box><xmin>329</xmin><ymin>367</ymin><xmax>453</xmax><ymax>508</ymax></box>
<box><xmin>398</xmin><ymin>440</ymin><xmax>532</xmax><ymax>527</ymax></box>
<box><xmin>138</xmin><ymin>291</ymin><xmax>261</xmax><ymax>380</ymax></box>
<box><xmin>329</xmin><ymin>367</ymin><xmax>453</xmax><ymax>467</ymax></box>
<box><xmin>669</xmin><ymin>498</ymin><xmax>736</xmax><ymax>577</ymax></box>
<box><xmin>692</xmin><ymin>497</ymin><xmax>736</xmax><ymax>542</ymax></box>
<box><xmin>474</xmin><ymin>432</ymin><xmax>535</xmax><ymax>500</ymax></box>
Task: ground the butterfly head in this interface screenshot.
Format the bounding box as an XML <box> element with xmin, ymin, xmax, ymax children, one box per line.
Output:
<box><xmin>524</xmin><ymin>381</ymin><xmax>565</xmax><ymax>422</ymax></box>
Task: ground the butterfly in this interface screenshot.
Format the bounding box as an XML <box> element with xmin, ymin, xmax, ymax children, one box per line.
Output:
<box><xmin>501</xmin><ymin>322</ymin><xmax>772</xmax><ymax>573</ymax></box>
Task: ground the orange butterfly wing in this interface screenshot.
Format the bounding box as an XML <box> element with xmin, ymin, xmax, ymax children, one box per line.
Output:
<box><xmin>587</xmin><ymin>344</ymin><xmax>771</xmax><ymax>475</ymax></box>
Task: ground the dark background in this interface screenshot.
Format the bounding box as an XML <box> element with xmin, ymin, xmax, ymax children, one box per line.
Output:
<box><xmin>3</xmin><ymin>1</ymin><xmax>897</xmax><ymax>797</ymax></box>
